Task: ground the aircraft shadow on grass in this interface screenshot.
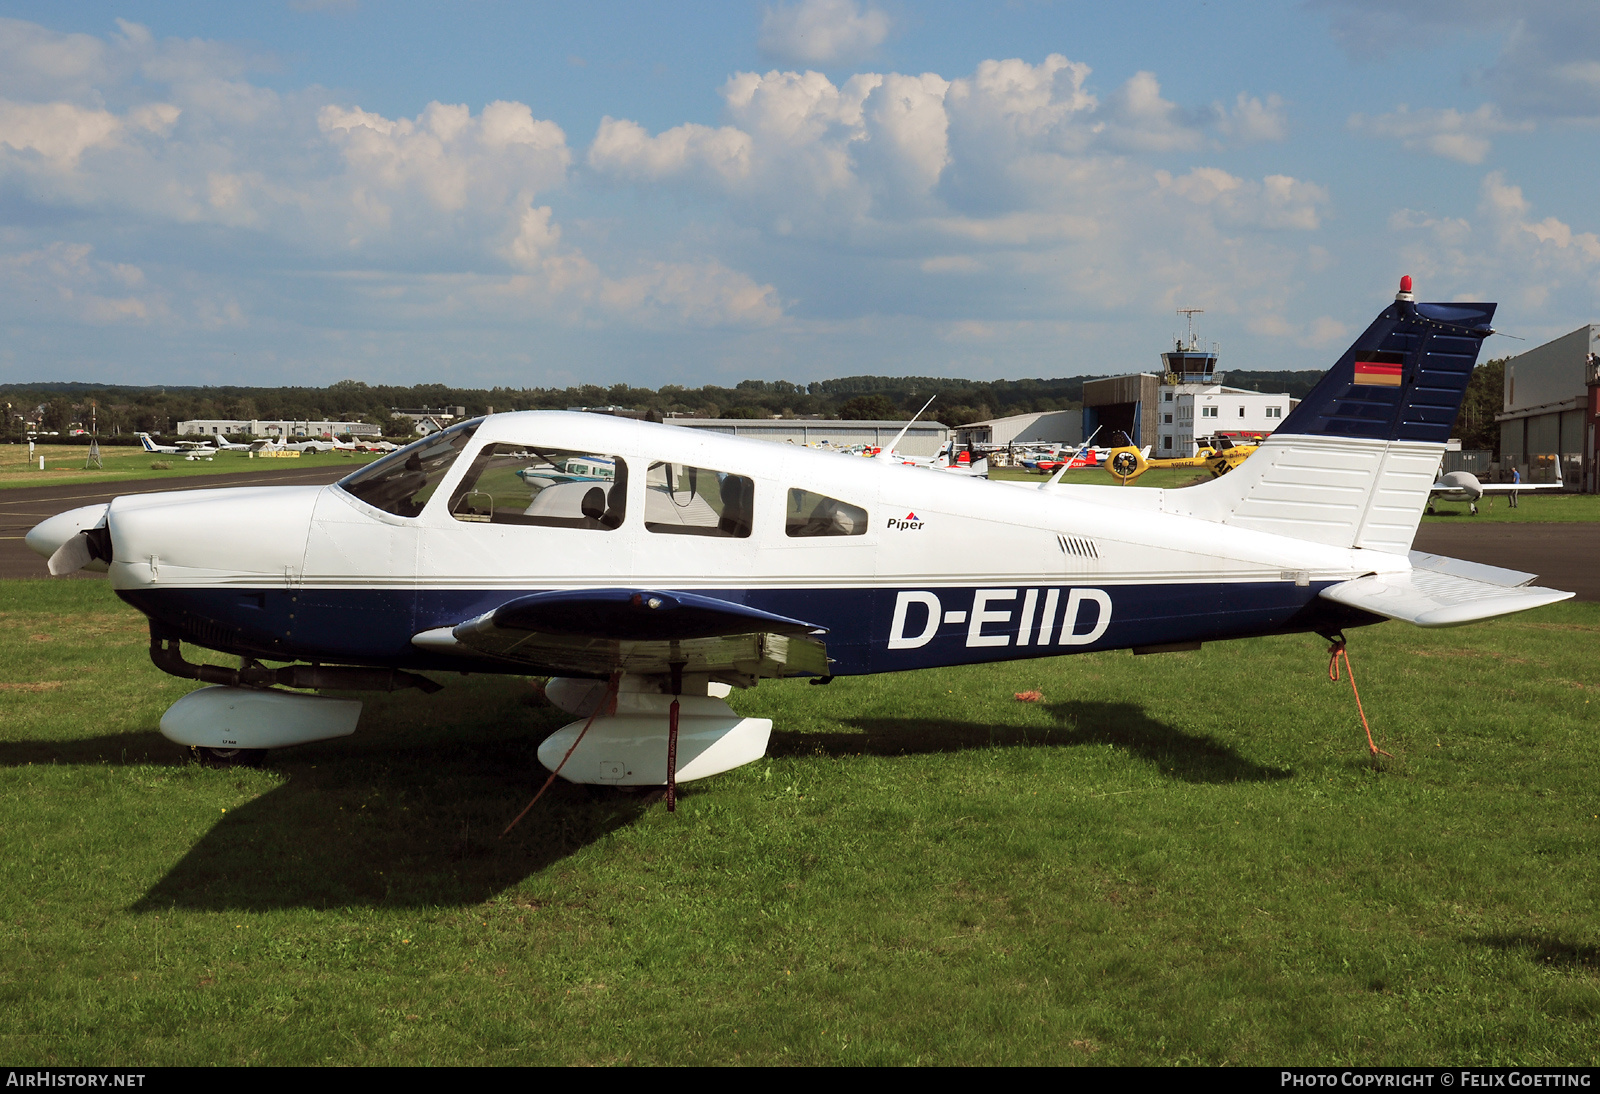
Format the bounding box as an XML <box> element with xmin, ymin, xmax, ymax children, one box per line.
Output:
<box><xmin>1470</xmin><ymin>932</ymin><xmax>1600</xmax><ymax>972</ymax></box>
<box><xmin>0</xmin><ymin>693</ymin><xmax>649</xmax><ymax>912</ymax></box>
<box><xmin>772</xmin><ymin>699</ymin><xmax>1292</xmax><ymax>784</ymax></box>
<box><xmin>0</xmin><ymin>729</ymin><xmax>176</xmax><ymax>768</ymax></box>
<box><xmin>1</xmin><ymin>691</ymin><xmax>1282</xmax><ymax>913</ymax></box>
<box><xmin>128</xmin><ymin>733</ymin><xmax>652</xmax><ymax>913</ymax></box>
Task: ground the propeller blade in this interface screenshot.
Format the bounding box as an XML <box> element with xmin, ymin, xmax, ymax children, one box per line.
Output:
<box><xmin>47</xmin><ymin>532</ymin><xmax>93</xmax><ymax>576</ymax></box>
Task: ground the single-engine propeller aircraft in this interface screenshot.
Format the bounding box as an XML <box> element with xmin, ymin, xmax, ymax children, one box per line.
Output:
<box><xmin>28</xmin><ymin>279</ymin><xmax>1573</xmax><ymax>799</ymax></box>
<box><xmin>137</xmin><ymin>432</ymin><xmax>217</xmax><ymax>459</ymax></box>
<box><xmin>1427</xmin><ymin>458</ymin><xmax>1565</xmax><ymax>515</ymax></box>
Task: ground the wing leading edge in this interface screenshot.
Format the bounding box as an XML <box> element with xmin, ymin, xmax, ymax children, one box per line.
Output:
<box><xmin>1318</xmin><ymin>552</ymin><xmax>1573</xmax><ymax>627</ymax></box>
<box><xmin>412</xmin><ymin>588</ymin><xmax>831</xmax><ymax>679</ymax></box>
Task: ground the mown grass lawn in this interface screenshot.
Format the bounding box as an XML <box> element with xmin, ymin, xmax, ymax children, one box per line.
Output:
<box><xmin>0</xmin><ymin>443</ymin><xmax>379</xmax><ymax>490</ymax></box>
<box><xmin>1</xmin><ymin>580</ymin><xmax>1595</xmax><ymax>1065</ymax></box>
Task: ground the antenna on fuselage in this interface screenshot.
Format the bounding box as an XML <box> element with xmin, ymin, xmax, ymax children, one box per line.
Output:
<box><xmin>1040</xmin><ymin>425</ymin><xmax>1101</xmax><ymax>490</ymax></box>
<box><xmin>881</xmin><ymin>394</ymin><xmax>937</xmax><ymax>458</ymax></box>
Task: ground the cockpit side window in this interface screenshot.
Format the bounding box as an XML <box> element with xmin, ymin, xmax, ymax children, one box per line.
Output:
<box><xmin>786</xmin><ymin>488</ymin><xmax>867</xmax><ymax>537</ymax></box>
<box><xmin>644</xmin><ymin>462</ymin><xmax>753</xmax><ymax>538</ymax></box>
<box><xmin>447</xmin><ymin>444</ymin><xmax>627</xmax><ymax>530</ymax></box>
<box><xmin>337</xmin><ymin>422</ymin><xmax>480</xmax><ymax>518</ymax></box>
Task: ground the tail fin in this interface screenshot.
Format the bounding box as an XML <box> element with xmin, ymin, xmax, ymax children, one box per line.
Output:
<box><xmin>1174</xmin><ymin>280</ymin><xmax>1495</xmax><ymax>553</ymax></box>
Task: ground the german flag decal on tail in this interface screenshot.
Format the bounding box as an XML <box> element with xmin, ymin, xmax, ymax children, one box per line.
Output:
<box><xmin>1353</xmin><ymin>350</ymin><xmax>1405</xmax><ymax>386</ymax></box>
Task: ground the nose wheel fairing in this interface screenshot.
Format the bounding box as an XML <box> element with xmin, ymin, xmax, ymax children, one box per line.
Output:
<box><xmin>159</xmin><ymin>685</ymin><xmax>362</xmax><ymax>751</ymax></box>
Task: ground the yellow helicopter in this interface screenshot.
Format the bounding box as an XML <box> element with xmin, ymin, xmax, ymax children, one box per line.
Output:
<box><xmin>1104</xmin><ymin>437</ymin><xmax>1260</xmax><ymax>484</ymax></box>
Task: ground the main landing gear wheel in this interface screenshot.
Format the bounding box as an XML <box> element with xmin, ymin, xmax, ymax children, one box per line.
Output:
<box><xmin>192</xmin><ymin>746</ymin><xmax>267</xmax><ymax>768</ymax></box>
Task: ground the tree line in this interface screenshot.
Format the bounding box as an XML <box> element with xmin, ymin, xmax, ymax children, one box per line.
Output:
<box><xmin>0</xmin><ymin>362</ymin><xmax>1506</xmax><ymax>451</ymax></box>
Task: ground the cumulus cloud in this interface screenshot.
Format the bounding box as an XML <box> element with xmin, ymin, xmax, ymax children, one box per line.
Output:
<box><xmin>1213</xmin><ymin>93</ymin><xmax>1289</xmax><ymax>143</ymax></box>
<box><xmin>1242</xmin><ymin>313</ymin><xmax>1348</xmax><ymax>348</ymax></box>
<box><xmin>319</xmin><ymin>99</ymin><xmax>570</xmax><ymax>217</ymax></box>
<box><xmin>0</xmin><ymin>100</ymin><xmax>121</xmax><ymax>166</ymax></box>
<box><xmin>1389</xmin><ymin>171</ymin><xmax>1600</xmax><ymax>315</ymax></box>
<box><xmin>1098</xmin><ymin>71</ymin><xmax>1202</xmax><ymax>152</ymax></box>
<box><xmin>1348</xmin><ymin>104</ymin><xmax>1531</xmax><ymax>163</ymax></box>
<box><xmin>1479</xmin><ymin>171</ymin><xmax>1600</xmax><ymax>266</ymax></box>
<box><xmin>0</xmin><ymin>16</ymin><xmax>787</xmax><ymax>335</ymax></box>
<box><xmin>601</xmin><ymin>261</ymin><xmax>784</xmax><ymax>327</ymax></box>
<box><xmin>0</xmin><ymin>242</ymin><xmax>164</xmax><ymax>324</ymax></box>
<box><xmin>758</xmin><ymin>0</ymin><xmax>891</xmax><ymax>66</ymax></box>
<box><xmin>592</xmin><ymin>56</ymin><xmax>1307</xmax><ymax>236</ymax></box>
<box><xmin>1156</xmin><ymin>168</ymin><xmax>1329</xmax><ymax>230</ymax></box>
<box><xmin>0</xmin><ymin>14</ymin><xmax>1347</xmax><ymax>369</ymax></box>
<box><xmin>1315</xmin><ymin>0</ymin><xmax>1600</xmax><ymax>122</ymax></box>
<box><xmin>579</xmin><ymin>52</ymin><xmax>1323</xmax><ymax>329</ymax></box>
<box><xmin>588</xmin><ymin>117</ymin><xmax>752</xmax><ymax>187</ymax></box>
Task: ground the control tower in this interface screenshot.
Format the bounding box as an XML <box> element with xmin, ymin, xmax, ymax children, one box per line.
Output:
<box><xmin>1162</xmin><ymin>307</ymin><xmax>1219</xmax><ymax>384</ymax></box>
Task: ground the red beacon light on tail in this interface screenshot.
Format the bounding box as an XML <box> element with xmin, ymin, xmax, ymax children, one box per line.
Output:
<box><xmin>1396</xmin><ymin>275</ymin><xmax>1415</xmax><ymax>302</ymax></box>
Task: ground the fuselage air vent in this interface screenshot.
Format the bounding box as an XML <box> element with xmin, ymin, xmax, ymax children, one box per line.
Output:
<box><xmin>1057</xmin><ymin>535</ymin><xmax>1099</xmax><ymax>560</ymax></box>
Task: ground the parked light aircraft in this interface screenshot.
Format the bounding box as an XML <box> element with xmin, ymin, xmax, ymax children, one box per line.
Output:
<box><xmin>27</xmin><ymin>280</ymin><xmax>1573</xmax><ymax>792</ymax></box>
<box><xmin>137</xmin><ymin>432</ymin><xmax>216</xmax><ymax>459</ymax></box>
<box><xmin>866</xmin><ymin>396</ymin><xmax>990</xmax><ymax>477</ymax></box>
<box><xmin>290</xmin><ymin>437</ymin><xmax>358</xmax><ymax>454</ymax></box>
<box><xmin>1427</xmin><ymin>458</ymin><xmax>1565</xmax><ymax>515</ymax></box>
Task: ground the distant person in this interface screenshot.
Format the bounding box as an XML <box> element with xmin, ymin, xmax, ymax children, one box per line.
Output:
<box><xmin>1510</xmin><ymin>465</ymin><xmax>1520</xmax><ymax>508</ymax></box>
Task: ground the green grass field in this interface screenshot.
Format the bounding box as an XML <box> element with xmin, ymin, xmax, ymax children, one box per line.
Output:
<box><xmin>0</xmin><ymin>443</ymin><xmax>381</xmax><ymax>490</ymax></box>
<box><xmin>2</xmin><ymin>579</ymin><xmax>1595</xmax><ymax>1065</ymax></box>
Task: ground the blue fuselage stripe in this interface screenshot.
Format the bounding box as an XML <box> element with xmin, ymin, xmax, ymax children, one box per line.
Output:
<box><xmin>119</xmin><ymin>579</ymin><xmax>1358</xmax><ymax>677</ymax></box>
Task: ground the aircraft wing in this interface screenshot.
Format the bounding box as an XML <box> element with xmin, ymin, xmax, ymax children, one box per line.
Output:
<box><xmin>1319</xmin><ymin>552</ymin><xmax>1572</xmax><ymax>627</ymax></box>
<box><xmin>1473</xmin><ymin>482</ymin><xmax>1567</xmax><ymax>494</ymax></box>
<box><xmin>412</xmin><ymin>588</ymin><xmax>831</xmax><ymax>679</ymax></box>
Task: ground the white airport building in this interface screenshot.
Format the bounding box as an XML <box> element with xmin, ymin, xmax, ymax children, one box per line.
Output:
<box><xmin>178</xmin><ymin>419</ymin><xmax>381</xmax><ymax>439</ymax></box>
<box><xmin>1158</xmin><ymin>384</ymin><xmax>1291</xmax><ymax>455</ymax></box>
<box><xmin>1084</xmin><ymin>314</ymin><xmax>1295</xmax><ymax>455</ymax></box>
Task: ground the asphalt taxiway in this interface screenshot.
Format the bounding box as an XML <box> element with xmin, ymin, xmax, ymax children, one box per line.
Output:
<box><xmin>1410</xmin><ymin>522</ymin><xmax>1599</xmax><ymax>602</ymax></box>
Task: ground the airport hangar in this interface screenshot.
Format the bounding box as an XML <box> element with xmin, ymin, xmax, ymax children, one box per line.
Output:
<box><xmin>1498</xmin><ymin>324</ymin><xmax>1600</xmax><ymax>492</ymax></box>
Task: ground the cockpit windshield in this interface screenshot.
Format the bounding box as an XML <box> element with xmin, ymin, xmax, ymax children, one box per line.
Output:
<box><xmin>337</xmin><ymin>421</ymin><xmax>480</xmax><ymax>517</ymax></box>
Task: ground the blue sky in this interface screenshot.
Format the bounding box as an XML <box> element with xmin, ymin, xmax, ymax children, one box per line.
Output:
<box><xmin>2</xmin><ymin>1</ymin><xmax>1598</xmax><ymax>389</ymax></box>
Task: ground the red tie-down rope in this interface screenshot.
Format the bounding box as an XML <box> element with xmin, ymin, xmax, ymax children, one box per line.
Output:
<box><xmin>502</xmin><ymin>670</ymin><xmax>622</xmax><ymax>837</ymax></box>
<box><xmin>1326</xmin><ymin>637</ymin><xmax>1391</xmax><ymax>758</ymax></box>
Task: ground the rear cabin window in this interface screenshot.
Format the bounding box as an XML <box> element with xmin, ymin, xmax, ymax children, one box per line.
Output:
<box><xmin>786</xmin><ymin>489</ymin><xmax>867</xmax><ymax>537</ymax></box>
<box><xmin>447</xmin><ymin>444</ymin><xmax>627</xmax><ymax>529</ymax></box>
<box><xmin>337</xmin><ymin>422</ymin><xmax>480</xmax><ymax>518</ymax></box>
<box><xmin>645</xmin><ymin>462</ymin><xmax>753</xmax><ymax>538</ymax></box>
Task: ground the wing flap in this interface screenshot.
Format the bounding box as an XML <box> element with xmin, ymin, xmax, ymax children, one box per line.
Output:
<box><xmin>1320</xmin><ymin>564</ymin><xmax>1572</xmax><ymax>627</ymax></box>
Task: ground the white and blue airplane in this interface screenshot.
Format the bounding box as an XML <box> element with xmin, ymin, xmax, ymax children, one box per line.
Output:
<box><xmin>136</xmin><ymin>432</ymin><xmax>216</xmax><ymax>459</ymax></box>
<box><xmin>27</xmin><ymin>279</ymin><xmax>1573</xmax><ymax>791</ymax></box>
